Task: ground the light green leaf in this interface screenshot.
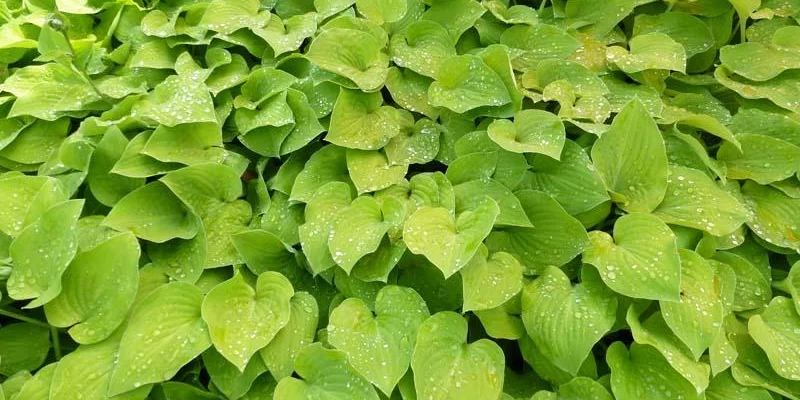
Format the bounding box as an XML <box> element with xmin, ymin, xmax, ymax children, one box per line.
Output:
<box><xmin>607</xmin><ymin>342</ymin><xmax>704</xmax><ymax>400</ymax></box>
<box><xmin>421</xmin><ymin>0</ymin><xmax>485</xmax><ymax>41</ymax></box>
<box><xmin>460</xmin><ymin>244</ymin><xmax>522</xmax><ymax>312</ymax></box>
<box><xmin>12</xmin><ymin>363</ymin><xmax>57</xmax><ymax>400</ymax></box>
<box><xmin>741</xmin><ymin>181</ymin><xmax>800</xmax><ymax>252</ymax></box>
<box><xmin>202</xmin><ymin>272</ymin><xmax>294</xmax><ymax>371</ymax></box>
<box><xmin>0</xmin><ymin>63</ymin><xmax>102</xmax><ymax>120</ymax></box>
<box><xmin>653</xmin><ymin>166</ymin><xmax>747</xmax><ymax>236</ymax></box>
<box><xmin>706</xmin><ymin>370</ymin><xmax>773</xmax><ymax>400</ymax></box>
<box><xmin>0</xmin><ymin>323</ymin><xmax>50</xmax><ymax>376</ymax></box>
<box><xmin>328</xmin><ymin>196</ymin><xmax>390</xmax><ymax>273</ymax></box>
<box><xmin>87</xmin><ymin>127</ymin><xmax>144</xmax><ymax>207</ymax></box>
<box><xmin>199</xmin><ymin>0</ymin><xmax>268</xmax><ymax>34</ymax></box>
<box><xmin>607</xmin><ymin>33</ymin><xmax>687</xmax><ymax>73</ymax></box>
<box><xmin>44</xmin><ymin>233</ymin><xmax>139</xmax><ymax>344</ymax></box>
<box><xmin>347</xmin><ymin>149</ymin><xmax>408</xmax><ymax>194</ymax></box>
<box><xmin>474</xmin><ymin>304</ymin><xmax>525</xmax><ymax>340</ymax></box>
<box><xmin>328</xmin><ymin>285</ymin><xmax>429</xmax><ymax>395</ymax></box>
<box><xmin>626</xmin><ymin>307</ymin><xmax>711</xmax><ymax>393</ymax></box>
<box><xmin>453</xmin><ymin>179</ymin><xmax>532</xmax><ymax>227</ymax></box>
<box><xmin>298</xmin><ymin>182</ymin><xmax>354</xmax><ymax>275</ymax></box>
<box><xmin>103</xmin><ymin>182</ymin><xmax>200</xmax><ymax>243</ymax></box>
<box><xmin>7</xmin><ymin>200</ymin><xmax>83</xmax><ymax>307</ymax></box>
<box><xmin>499</xmin><ymin>24</ymin><xmax>580</xmax><ymax>71</ymax></box>
<box><xmin>403</xmin><ymin>198</ymin><xmax>499</xmax><ymax>278</ymax></box>
<box><xmin>109</xmin><ymin>283</ymin><xmax>212</xmax><ymax>395</ymax></box>
<box><xmin>749</xmin><ymin>296</ymin><xmax>800</xmax><ymax>380</ymax></box>
<box><xmin>0</xmin><ymin>174</ymin><xmax>67</xmax><ymax>238</ymax></box>
<box><xmin>485</xmin><ymin>190</ymin><xmax>589</xmax><ymax>274</ymax></box>
<box><xmin>720</xmin><ymin>41</ymin><xmax>800</xmax><ymax>82</ymax></box>
<box><xmin>660</xmin><ymin>249</ymin><xmax>724</xmax><ymax>359</ymax></box>
<box><xmin>715</xmin><ymin>66</ymin><xmax>800</xmax><ymax>114</ymax></box>
<box><xmin>634</xmin><ymin>12</ymin><xmax>715</xmax><ymax>57</ymax></box>
<box><xmin>521</xmin><ymin>140</ymin><xmax>610</xmax><ymax>215</ymax></box>
<box><xmin>591</xmin><ymin>99</ymin><xmax>669</xmax><ymax>213</ymax></box>
<box><xmin>565</xmin><ymin>0</ymin><xmax>638</xmax><ymax>39</ymax></box>
<box><xmin>487</xmin><ymin>110</ymin><xmax>565</xmax><ymax>158</ymax></box>
<box><xmin>718</xmin><ymin>134</ymin><xmax>800</xmax><ymax>184</ymax></box>
<box><xmin>204</xmin><ymin>349</ymin><xmax>267</xmax><ymax>400</ymax></box>
<box><xmin>111</xmin><ymin>131</ymin><xmax>182</xmax><ymax>179</ymax></box>
<box><xmin>50</xmin><ymin>333</ymin><xmax>150</xmax><ymax>400</ymax></box>
<box><xmin>141</xmin><ymin>122</ymin><xmax>227</xmax><ymax>166</ymax></box>
<box><xmin>254</xmin><ymin>13</ymin><xmax>317</xmax><ymax>56</ymax></box>
<box><xmin>714</xmin><ymin>251</ymin><xmax>771</xmax><ymax>311</ymax></box>
<box><xmin>131</xmin><ymin>74</ymin><xmax>217</xmax><ymax>127</ymax></box>
<box><xmin>326</xmin><ymin>89</ymin><xmax>401</xmax><ymax>150</ymax></box>
<box><xmin>428</xmin><ymin>54</ymin><xmax>511</xmax><ymax>113</ymax></box>
<box><xmin>521</xmin><ymin>266</ymin><xmax>617</xmax><ymax>375</ymax></box>
<box><xmin>385</xmin><ymin>68</ymin><xmax>439</xmax><ymax>119</ymax></box>
<box><xmin>290</xmin><ymin>145</ymin><xmax>352</xmax><ymax>203</ymax></box>
<box><xmin>390</xmin><ymin>20</ymin><xmax>457</xmax><ymax>78</ymax></box>
<box><xmin>147</xmin><ymin>226</ymin><xmax>207</xmax><ymax>284</ymax></box>
<box><xmin>273</xmin><ymin>343</ymin><xmax>380</xmax><ymax>400</ymax></box>
<box><xmin>306</xmin><ymin>28</ymin><xmax>389</xmax><ymax>91</ymax></box>
<box><xmin>260</xmin><ymin>292</ymin><xmax>319</xmax><ymax>381</ymax></box>
<box><xmin>357</xmin><ymin>0</ymin><xmax>406</xmax><ymax>23</ymax></box>
<box><xmin>412</xmin><ymin>312</ymin><xmax>504</xmax><ymax>400</ymax></box>
<box><xmin>583</xmin><ymin>213</ymin><xmax>681</xmax><ymax>301</ymax></box>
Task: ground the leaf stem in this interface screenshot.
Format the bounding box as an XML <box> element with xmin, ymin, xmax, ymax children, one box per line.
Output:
<box><xmin>538</xmin><ymin>0</ymin><xmax>547</xmax><ymax>13</ymax></box>
<box><xmin>0</xmin><ymin>307</ymin><xmax>50</xmax><ymax>328</ymax></box>
<box><xmin>51</xmin><ymin>326</ymin><xmax>62</xmax><ymax>360</ymax></box>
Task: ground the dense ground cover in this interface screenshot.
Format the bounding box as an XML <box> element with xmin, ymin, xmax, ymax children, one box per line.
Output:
<box><xmin>1</xmin><ymin>0</ymin><xmax>800</xmax><ymax>399</ymax></box>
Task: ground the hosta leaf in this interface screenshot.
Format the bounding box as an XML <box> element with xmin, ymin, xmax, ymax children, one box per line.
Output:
<box><xmin>714</xmin><ymin>251</ymin><xmax>771</xmax><ymax>311</ymax></box>
<box><xmin>13</xmin><ymin>363</ymin><xmax>57</xmax><ymax>400</ymax></box>
<box><xmin>203</xmin><ymin>349</ymin><xmax>267</xmax><ymax>400</ymax></box>
<box><xmin>328</xmin><ymin>196</ymin><xmax>391</xmax><ymax>273</ymax></box>
<box><xmin>273</xmin><ymin>343</ymin><xmax>380</xmax><ymax>400</ymax></box>
<box><xmin>103</xmin><ymin>182</ymin><xmax>200</xmax><ymax>243</ymax></box>
<box><xmin>87</xmin><ymin>127</ymin><xmax>144</xmax><ymax>207</ymax></box>
<box><xmin>460</xmin><ymin>244</ymin><xmax>522</xmax><ymax>312</ymax></box>
<box><xmin>607</xmin><ymin>33</ymin><xmax>687</xmax><ymax>73</ymax></box>
<box><xmin>201</xmin><ymin>272</ymin><xmax>294</xmax><ymax>371</ymax></box>
<box><xmin>109</xmin><ymin>283</ymin><xmax>212</xmax><ymax>395</ymax></box>
<box><xmin>346</xmin><ymin>149</ymin><xmax>408</xmax><ymax>194</ymax></box>
<box><xmin>718</xmin><ymin>134</ymin><xmax>800</xmax><ymax>184</ymax></box>
<box><xmin>50</xmin><ymin>334</ymin><xmax>150</xmax><ymax>400</ymax></box>
<box><xmin>328</xmin><ymin>285</ymin><xmax>429</xmax><ymax>395</ymax></box>
<box><xmin>583</xmin><ymin>213</ymin><xmax>681</xmax><ymax>301</ymax></box>
<box><xmin>306</xmin><ymin>28</ymin><xmax>389</xmax><ymax>91</ymax></box>
<box><xmin>591</xmin><ymin>99</ymin><xmax>668</xmax><ymax>213</ymax></box>
<box><xmin>290</xmin><ymin>145</ymin><xmax>352</xmax><ymax>203</ymax></box>
<box><xmin>626</xmin><ymin>307</ymin><xmax>711</xmax><ymax>393</ymax></box>
<box><xmin>0</xmin><ymin>174</ymin><xmax>67</xmax><ymax>239</ymax></box>
<box><xmin>411</xmin><ymin>312</ymin><xmax>505</xmax><ymax>400</ymax></box>
<box><xmin>607</xmin><ymin>342</ymin><xmax>704</xmax><ymax>400</ymax></box>
<box><xmin>7</xmin><ymin>200</ymin><xmax>83</xmax><ymax>307</ymax></box>
<box><xmin>44</xmin><ymin>233</ymin><xmax>140</xmax><ymax>344</ymax></box>
<box><xmin>720</xmin><ymin>41</ymin><xmax>800</xmax><ymax>82</ymax></box>
<box><xmin>521</xmin><ymin>140</ymin><xmax>610</xmax><ymax>215</ymax></box>
<box><xmin>385</xmin><ymin>117</ymin><xmax>441</xmax><ymax>165</ymax></box>
<box><xmin>0</xmin><ymin>323</ymin><xmax>50</xmax><ymax>376</ymax></box>
<box><xmin>485</xmin><ymin>190</ymin><xmax>590</xmax><ymax>274</ymax></box>
<box><xmin>652</xmin><ymin>166</ymin><xmax>748</xmax><ymax>236</ymax></box>
<box><xmin>749</xmin><ymin>297</ymin><xmax>800</xmax><ymax>380</ymax></box>
<box><xmin>453</xmin><ymin>179</ymin><xmax>532</xmax><ymax>227</ymax></box>
<box><xmin>660</xmin><ymin>249</ymin><xmax>724</xmax><ymax>359</ymax></box>
<box><xmin>634</xmin><ymin>12</ymin><xmax>715</xmax><ymax>57</ymax></box>
<box><xmin>403</xmin><ymin>198</ymin><xmax>499</xmax><ymax>278</ymax></box>
<box><xmin>259</xmin><ymin>292</ymin><xmax>319</xmax><ymax>380</ymax></box>
<box><xmin>131</xmin><ymin>74</ymin><xmax>217</xmax><ymax>127</ymax></box>
<box><xmin>428</xmin><ymin>54</ymin><xmax>511</xmax><ymax>113</ymax></box>
<box><xmin>141</xmin><ymin>122</ymin><xmax>226</xmax><ymax>166</ymax></box>
<box><xmin>254</xmin><ymin>13</ymin><xmax>317</xmax><ymax>56</ymax></box>
<box><xmin>385</xmin><ymin>68</ymin><xmax>439</xmax><ymax>119</ymax></box>
<box><xmin>326</xmin><ymin>89</ymin><xmax>401</xmax><ymax>150</ymax></box>
<box><xmin>420</xmin><ymin>0</ymin><xmax>485</xmax><ymax>41</ymax></box>
<box><xmin>715</xmin><ymin>66</ymin><xmax>800</xmax><ymax>114</ymax></box>
<box><xmin>487</xmin><ymin>110</ymin><xmax>565</xmax><ymax>158</ymax></box>
<box><xmin>390</xmin><ymin>20</ymin><xmax>457</xmax><ymax>79</ymax></box>
<box><xmin>298</xmin><ymin>182</ymin><xmax>353</xmax><ymax>275</ymax></box>
<box><xmin>0</xmin><ymin>63</ymin><xmax>102</xmax><ymax>120</ymax></box>
<box><xmin>499</xmin><ymin>24</ymin><xmax>580</xmax><ymax>71</ymax></box>
<box><xmin>521</xmin><ymin>266</ymin><xmax>617</xmax><ymax>375</ymax></box>
<box><xmin>706</xmin><ymin>370</ymin><xmax>773</xmax><ymax>400</ymax></box>
<box><xmin>199</xmin><ymin>0</ymin><xmax>267</xmax><ymax>34</ymax></box>
<box><xmin>741</xmin><ymin>181</ymin><xmax>800</xmax><ymax>252</ymax></box>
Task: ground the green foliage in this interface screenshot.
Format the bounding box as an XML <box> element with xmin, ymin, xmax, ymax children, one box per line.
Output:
<box><xmin>0</xmin><ymin>1</ymin><xmax>799</xmax><ymax>399</ymax></box>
